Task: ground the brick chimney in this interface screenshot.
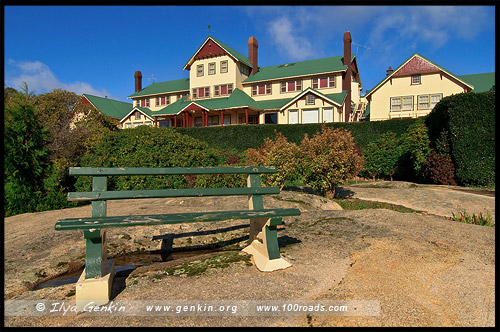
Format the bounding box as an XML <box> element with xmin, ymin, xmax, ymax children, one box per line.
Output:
<box><xmin>386</xmin><ymin>66</ymin><xmax>393</xmax><ymax>76</ymax></box>
<box><xmin>134</xmin><ymin>71</ymin><xmax>142</xmax><ymax>92</ymax></box>
<box><xmin>248</xmin><ymin>36</ymin><xmax>258</xmax><ymax>75</ymax></box>
<box><xmin>342</xmin><ymin>31</ymin><xmax>352</xmax><ymax>122</ymax></box>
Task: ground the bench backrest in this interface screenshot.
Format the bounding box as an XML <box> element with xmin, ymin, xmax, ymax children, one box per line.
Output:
<box><xmin>68</xmin><ymin>166</ymin><xmax>277</xmax><ymax>211</ymax></box>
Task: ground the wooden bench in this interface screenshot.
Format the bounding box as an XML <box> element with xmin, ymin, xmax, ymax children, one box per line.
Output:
<box><xmin>55</xmin><ymin>166</ymin><xmax>301</xmax><ymax>309</ymax></box>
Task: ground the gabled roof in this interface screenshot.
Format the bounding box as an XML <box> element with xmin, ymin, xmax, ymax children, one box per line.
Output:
<box><xmin>280</xmin><ymin>88</ymin><xmax>346</xmax><ymax>110</ymax></box>
<box><xmin>120</xmin><ymin>106</ymin><xmax>155</xmax><ymax>123</ymax></box>
<box><xmin>82</xmin><ymin>94</ymin><xmax>133</xmax><ymax>119</ymax></box>
<box><xmin>128</xmin><ymin>78</ymin><xmax>190</xmax><ymax>98</ymax></box>
<box><xmin>458</xmin><ymin>72</ymin><xmax>495</xmax><ymax>92</ymax></box>
<box><xmin>183</xmin><ymin>36</ymin><xmax>252</xmax><ymax>70</ymax></box>
<box><xmin>156</xmin><ymin>88</ymin><xmax>259</xmax><ymax>115</ymax></box>
<box><xmin>242</xmin><ymin>55</ymin><xmax>354</xmax><ymax>84</ymax></box>
<box><xmin>365</xmin><ymin>53</ymin><xmax>474</xmax><ymax>98</ymax></box>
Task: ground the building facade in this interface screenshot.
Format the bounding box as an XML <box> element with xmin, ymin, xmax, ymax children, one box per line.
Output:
<box><xmin>364</xmin><ymin>53</ymin><xmax>494</xmax><ymax>121</ymax></box>
<box><xmin>123</xmin><ymin>31</ymin><xmax>364</xmax><ymax>128</ymax></box>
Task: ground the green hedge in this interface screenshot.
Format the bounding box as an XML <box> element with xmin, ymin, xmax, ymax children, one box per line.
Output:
<box><xmin>176</xmin><ymin>118</ymin><xmax>417</xmax><ymax>152</ymax></box>
<box><xmin>425</xmin><ymin>91</ymin><xmax>495</xmax><ymax>187</ymax></box>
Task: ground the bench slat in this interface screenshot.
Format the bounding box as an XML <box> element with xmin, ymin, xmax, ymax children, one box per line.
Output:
<box><xmin>68</xmin><ymin>187</ymin><xmax>280</xmax><ymax>202</ymax></box>
<box><xmin>69</xmin><ymin>166</ymin><xmax>277</xmax><ymax>176</ymax></box>
<box><xmin>55</xmin><ymin>208</ymin><xmax>301</xmax><ymax>230</ymax></box>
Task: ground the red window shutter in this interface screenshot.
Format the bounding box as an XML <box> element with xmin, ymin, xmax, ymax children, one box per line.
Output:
<box><xmin>221</xmin><ymin>85</ymin><xmax>227</xmax><ymax>95</ymax></box>
<box><xmin>320</xmin><ymin>77</ymin><xmax>328</xmax><ymax>88</ymax></box>
<box><xmin>288</xmin><ymin>81</ymin><xmax>295</xmax><ymax>91</ymax></box>
<box><xmin>258</xmin><ymin>85</ymin><xmax>265</xmax><ymax>95</ymax></box>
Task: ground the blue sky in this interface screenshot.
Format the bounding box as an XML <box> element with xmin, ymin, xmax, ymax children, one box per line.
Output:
<box><xmin>4</xmin><ymin>5</ymin><xmax>496</xmax><ymax>102</ymax></box>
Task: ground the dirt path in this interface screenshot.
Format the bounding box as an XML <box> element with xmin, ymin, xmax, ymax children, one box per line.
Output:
<box><xmin>4</xmin><ymin>186</ymin><xmax>495</xmax><ymax>327</ymax></box>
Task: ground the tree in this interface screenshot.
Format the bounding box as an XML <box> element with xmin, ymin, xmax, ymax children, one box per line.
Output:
<box><xmin>4</xmin><ymin>86</ymin><xmax>50</xmax><ymax>216</ymax></box>
<box><xmin>364</xmin><ymin>132</ymin><xmax>403</xmax><ymax>181</ymax></box>
<box><xmin>300</xmin><ymin>126</ymin><xmax>364</xmax><ymax>198</ymax></box>
<box><xmin>398</xmin><ymin>119</ymin><xmax>431</xmax><ymax>181</ymax></box>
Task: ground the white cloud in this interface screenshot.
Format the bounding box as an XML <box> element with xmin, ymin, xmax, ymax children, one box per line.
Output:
<box><xmin>5</xmin><ymin>59</ymin><xmax>116</xmax><ymax>99</ymax></box>
<box><xmin>267</xmin><ymin>16</ymin><xmax>315</xmax><ymax>61</ymax></box>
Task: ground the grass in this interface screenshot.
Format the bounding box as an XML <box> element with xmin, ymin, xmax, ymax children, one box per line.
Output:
<box><xmin>163</xmin><ymin>251</ymin><xmax>252</xmax><ymax>277</ymax></box>
<box><xmin>452</xmin><ymin>208</ymin><xmax>494</xmax><ymax>227</ymax></box>
<box><xmin>333</xmin><ymin>198</ymin><xmax>421</xmax><ymax>213</ymax></box>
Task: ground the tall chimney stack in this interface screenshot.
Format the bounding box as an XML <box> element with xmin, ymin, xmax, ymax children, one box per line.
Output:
<box><xmin>248</xmin><ymin>36</ymin><xmax>259</xmax><ymax>75</ymax></box>
<box><xmin>134</xmin><ymin>71</ymin><xmax>142</xmax><ymax>92</ymax></box>
<box><xmin>342</xmin><ymin>31</ymin><xmax>352</xmax><ymax>122</ymax></box>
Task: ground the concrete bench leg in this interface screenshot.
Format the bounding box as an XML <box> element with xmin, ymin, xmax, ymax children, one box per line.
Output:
<box><xmin>242</xmin><ymin>217</ymin><xmax>291</xmax><ymax>272</ymax></box>
<box><xmin>76</xmin><ymin>229</ymin><xmax>114</xmax><ymax>312</ymax></box>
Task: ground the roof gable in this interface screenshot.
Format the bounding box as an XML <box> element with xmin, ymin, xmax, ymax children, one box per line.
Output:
<box><xmin>392</xmin><ymin>55</ymin><xmax>440</xmax><ymax>77</ymax></box>
<box><xmin>82</xmin><ymin>94</ymin><xmax>133</xmax><ymax>119</ymax></box>
<box><xmin>183</xmin><ymin>36</ymin><xmax>252</xmax><ymax>70</ymax></box>
<box><xmin>120</xmin><ymin>106</ymin><xmax>155</xmax><ymax>123</ymax></box>
<box><xmin>280</xmin><ymin>88</ymin><xmax>346</xmax><ymax>110</ymax></box>
<box><xmin>365</xmin><ymin>53</ymin><xmax>474</xmax><ymax>98</ymax></box>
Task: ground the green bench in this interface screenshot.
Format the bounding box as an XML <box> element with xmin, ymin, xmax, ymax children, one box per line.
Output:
<box><xmin>55</xmin><ymin>166</ymin><xmax>301</xmax><ymax>309</ymax></box>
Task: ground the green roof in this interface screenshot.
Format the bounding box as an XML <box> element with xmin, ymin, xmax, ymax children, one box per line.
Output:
<box><xmin>128</xmin><ymin>78</ymin><xmax>190</xmax><ymax>98</ymax></box>
<box><xmin>458</xmin><ymin>72</ymin><xmax>495</xmax><ymax>92</ymax></box>
<box><xmin>256</xmin><ymin>97</ymin><xmax>293</xmax><ymax>110</ymax></box>
<box><xmin>155</xmin><ymin>89</ymin><xmax>259</xmax><ymax>115</ymax></box>
<box><xmin>83</xmin><ymin>94</ymin><xmax>133</xmax><ymax>119</ymax></box>
<box><xmin>243</xmin><ymin>55</ymin><xmax>353</xmax><ymax>84</ymax></box>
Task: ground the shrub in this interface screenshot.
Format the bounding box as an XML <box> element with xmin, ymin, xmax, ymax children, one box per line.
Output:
<box><xmin>423</xmin><ymin>150</ymin><xmax>457</xmax><ymax>185</ymax></box>
<box><xmin>398</xmin><ymin>119</ymin><xmax>431</xmax><ymax>181</ymax></box>
<box><xmin>426</xmin><ymin>91</ymin><xmax>495</xmax><ymax>187</ymax></box>
<box><xmin>245</xmin><ymin>130</ymin><xmax>301</xmax><ymax>189</ymax></box>
<box><xmin>4</xmin><ymin>93</ymin><xmax>51</xmax><ymax>217</ymax></box>
<box><xmin>363</xmin><ymin>131</ymin><xmax>403</xmax><ymax>181</ymax></box>
<box><xmin>300</xmin><ymin>125</ymin><xmax>364</xmax><ymax>198</ymax></box>
<box><xmin>75</xmin><ymin>126</ymin><xmax>224</xmax><ymax>192</ymax></box>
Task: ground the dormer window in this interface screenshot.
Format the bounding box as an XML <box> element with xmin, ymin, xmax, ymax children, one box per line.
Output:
<box><xmin>281</xmin><ymin>80</ymin><xmax>302</xmax><ymax>93</ymax></box>
<box><xmin>192</xmin><ymin>87</ymin><xmax>210</xmax><ymax>99</ymax></box>
<box><xmin>312</xmin><ymin>76</ymin><xmax>336</xmax><ymax>89</ymax></box>
<box><xmin>197</xmin><ymin>64</ymin><xmax>204</xmax><ymax>77</ymax></box>
<box><xmin>214</xmin><ymin>84</ymin><xmax>233</xmax><ymax>97</ymax></box>
<box><xmin>252</xmin><ymin>83</ymin><xmax>272</xmax><ymax>96</ymax></box>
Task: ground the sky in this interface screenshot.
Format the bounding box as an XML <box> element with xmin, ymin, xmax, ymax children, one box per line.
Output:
<box><xmin>4</xmin><ymin>5</ymin><xmax>496</xmax><ymax>102</ymax></box>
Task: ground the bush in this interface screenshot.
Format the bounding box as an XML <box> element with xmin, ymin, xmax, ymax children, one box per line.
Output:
<box><xmin>4</xmin><ymin>95</ymin><xmax>51</xmax><ymax>217</ymax></box>
<box><xmin>300</xmin><ymin>126</ymin><xmax>364</xmax><ymax>198</ymax></box>
<box><xmin>177</xmin><ymin>118</ymin><xmax>417</xmax><ymax>153</ymax></box>
<box><xmin>76</xmin><ymin>126</ymin><xmax>224</xmax><ymax>192</ymax></box>
<box><xmin>245</xmin><ymin>130</ymin><xmax>301</xmax><ymax>189</ymax></box>
<box><xmin>423</xmin><ymin>150</ymin><xmax>457</xmax><ymax>185</ymax></box>
<box><xmin>397</xmin><ymin>119</ymin><xmax>431</xmax><ymax>181</ymax></box>
<box><xmin>363</xmin><ymin>131</ymin><xmax>403</xmax><ymax>181</ymax></box>
<box><xmin>426</xmin><ymin>91</ymin><xmax>495</xmax><ymax>187</ymax></box>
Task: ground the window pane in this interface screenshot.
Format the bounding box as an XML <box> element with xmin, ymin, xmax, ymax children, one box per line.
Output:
<box><xmin>323</xmin><ymin>108</ymin><xmax>334</xmax><ymax>123</ymax></box>
<box><xmin>281</xmin><ymin>82</ymin><xmax>286</xmax><ymax>93</ymax></box>
<box><xmin>320</xmin><ymin>77</ymin><xmax>328</xmax><ymax>88</ymax></box>
<box><xmin>266</xmin><ymin>84</ymin><xmax>271</xmax><ymax>94</ymax></box>
<box><xmin>228</xmin><ymin>84</ymin><xmax>233</xmax><ymax>94</ymax></box>
<box><xmin>214</xmin><ymin>86</ymin><xmax>220</xmax><ymax>96</ymax></box>
<box><xmin>296</xmin><ymin>80</ymin><xmax>302</xmax><ymax>91</ymax></box>
<box><xmin>312</xmin><ymin>78</ymin><xmax>318</xmax><ymax>89</ymax></box>
<box><xmin>329</xmin><ymin>76</ymin><xmax>335</xmax><ymax>87</ymax></box>
<box><xmin>252</xmin><ymin>86</ymin><xmax>257</xmax><ymax>96</ymax></box>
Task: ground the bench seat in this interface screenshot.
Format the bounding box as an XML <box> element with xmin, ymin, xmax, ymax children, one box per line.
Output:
<box><xmin>56</xmin><ymin>208</ymin><xmax>301</xmax><ymax>230</ymax></box>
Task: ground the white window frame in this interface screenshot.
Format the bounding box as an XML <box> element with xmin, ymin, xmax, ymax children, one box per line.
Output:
<box><xmin>430</xmin><ymin>93</ymin><xmax>443</xmax><ymax>108</ymax></box>
<box><xmin>281</xmin><ymin>80</ymin><xmax>302</xmax><ymax>93</ymax></box>
<box><xmin>197</xmin><ymin>64</ymin><xmax>204</xmax><ymax>77</ymax></box>
<box><xmin>390</xmin><ymin>97</ymin><xmax>402</xmax><ymax>111</ymax></box>
<box><xmin>306</xmin><ymin>94</ymin><xmax>315</xmax><ymax>105</ymax></box>
<box><xmin>402</xmin><ymin>96</ymin><xmax>413</xmax><ymax>111</ymax></box>
<box><xmin>418</xmin><ymin>94</ymin><xmax>430</xmax><ymax>110</ymax></box>
<box><xmin>411</xmin><ymin>74</ymin><xmax>421</xmax><ymax>85</ymax></box>
<box><xmin>220</xmin><ymin>60</ymin><xmax>228</xmax><ymax>73</ymax></box>
<box><xmin>208</xmin><ymin>62</ymin><xmax>216</xmax><ymax>75</ymax></box>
